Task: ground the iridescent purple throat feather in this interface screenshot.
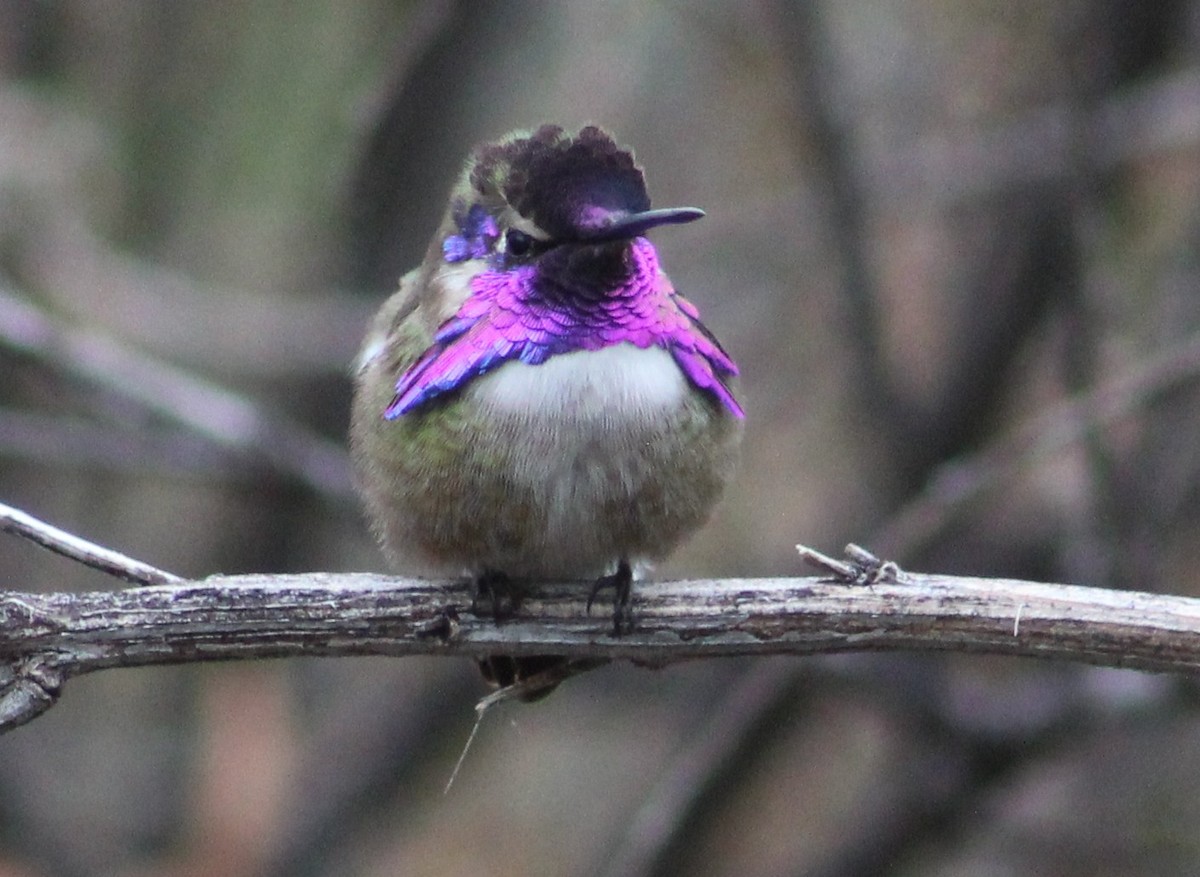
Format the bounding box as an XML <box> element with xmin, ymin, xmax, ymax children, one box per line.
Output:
<box><xmin>385</xmin><ymin>238</ymin><xmax>742</xmax><ymax>419</ymax></box>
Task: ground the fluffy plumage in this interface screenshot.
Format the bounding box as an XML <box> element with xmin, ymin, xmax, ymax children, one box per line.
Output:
<box><xmin>350</xmin><ymin>125</ymin><xmax>743</xmax><ymax>643</ymax></box>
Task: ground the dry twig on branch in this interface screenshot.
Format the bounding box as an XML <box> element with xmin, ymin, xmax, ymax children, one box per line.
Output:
<box><xmin>4</xmin><ymin>502</ymin><xmax>1200</xmax><ymax>735</ymax></box>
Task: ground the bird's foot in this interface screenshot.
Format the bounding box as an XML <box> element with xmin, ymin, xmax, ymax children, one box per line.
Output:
<box><xmin>586</xmin><ymin>559</ymin><xmax>634</xmax><ymax>636</ymax></box>
<box><xmin>472</xmin><ymin>571</ymin><xmax>565</xmax><ymax>701</ymax></box>
<box><xmin>472</xmin><ymin>568</ymin><xmax>521</xmax><ymax>622</ymax></box>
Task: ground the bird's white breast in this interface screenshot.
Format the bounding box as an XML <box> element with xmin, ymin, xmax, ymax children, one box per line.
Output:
<box><xmin>473</xmin><ymin>342</ymin><xmax>687</xmax><ymax>424</ymax></box>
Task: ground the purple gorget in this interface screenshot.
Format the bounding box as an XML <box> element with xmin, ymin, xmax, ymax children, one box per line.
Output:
<box><xmin>385</xmin><ymin>238</ymin><xmax>742</xmax><ymax>419</ymax></box>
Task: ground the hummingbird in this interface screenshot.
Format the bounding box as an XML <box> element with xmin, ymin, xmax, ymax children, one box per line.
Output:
<box><xmin>350</xmin><ymin>124</ymin><xmax>743</xmax><ymax>691</ymax></box>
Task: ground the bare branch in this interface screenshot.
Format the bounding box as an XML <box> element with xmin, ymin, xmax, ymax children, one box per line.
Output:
<box><xmin>3</xmin><ymin>564</ymin><xmax>1200</xmax><ymax>733</ymax></box>
<box><xmin>0</xmin><ymin>501</ymin><xmax>181</xmax><ymax>586</ymax></box>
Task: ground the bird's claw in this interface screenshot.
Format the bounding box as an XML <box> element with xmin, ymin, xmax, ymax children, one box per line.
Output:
<box><xmin>472</xmin><ymin>569</ymin><xmax>520</xmax><ymax>622</ymax></box>
<box><xmin>587</xmin><ymin>559</ymin><xmax>634</xmax><ymax>636</ymax></box>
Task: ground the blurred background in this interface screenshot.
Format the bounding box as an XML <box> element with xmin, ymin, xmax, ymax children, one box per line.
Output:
<box><xmin>2</xmin><ymin>1</ymin><xmax>1200</xmax><ymax>875</ymax></box>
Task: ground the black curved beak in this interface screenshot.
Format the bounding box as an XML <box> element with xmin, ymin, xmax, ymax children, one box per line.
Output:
<box><xmin>580</xmin><ymin>206</ymin><xmax>706</xmax><ymax>242</ymax></box>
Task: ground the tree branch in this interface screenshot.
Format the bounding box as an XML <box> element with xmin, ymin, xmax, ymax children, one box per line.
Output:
<box><xmin>3</xmin><ymin>563</ymin><xmax>1200</xmax><ymax>733</ymax></box>
<box><xmin>3</xmin><ymin>503</ymin><xmax>1198</xmax><ymax>733</ymax></box>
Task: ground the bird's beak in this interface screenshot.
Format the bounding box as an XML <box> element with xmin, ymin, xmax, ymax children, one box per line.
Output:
<box><xmin>579</xmin><ymin>207</ymin><xmax>705</xmax><ymax>242</ymax></box>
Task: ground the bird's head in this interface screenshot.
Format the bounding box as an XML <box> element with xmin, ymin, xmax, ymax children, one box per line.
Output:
<box><xmin>436</xmin><ymin>125</ymin><xmax>703</xmax><ymax>287</ymax></box>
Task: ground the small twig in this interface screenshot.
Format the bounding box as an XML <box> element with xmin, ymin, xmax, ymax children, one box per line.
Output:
<box><xmin>444</xmin><ymin>703</ymin><xmax>488</xmax><ymax>795</ymax></box>
<box><xmin>0</xmin><ymin>501</ymin><xmax>181</xmax><ymax>586</ymax></box>
<box><xmin>444</xmin><ymin>655</ymin><xmax>611</xmax><ymax>792</ymax></box>
<box><xmin>798</xmin><ymin>543</ymin><xmax>901</xmax><ymax>585</ymax></box>
<box><xmin>795</xmin><ymin>543</ymin><xmax>859</xmax><ymax>580</ymax></box>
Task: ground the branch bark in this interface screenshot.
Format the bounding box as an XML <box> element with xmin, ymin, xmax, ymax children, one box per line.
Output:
<box><xmin>3</xmin><ymin>567</ymin><xmax>1200</xmax><ymax>733</ymax></box>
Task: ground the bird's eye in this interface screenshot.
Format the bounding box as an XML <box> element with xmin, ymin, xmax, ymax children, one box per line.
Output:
<box><xmin>505</xmin><ymin>229</ymin><xmax>533</xmax><ymax>257</ymax></box>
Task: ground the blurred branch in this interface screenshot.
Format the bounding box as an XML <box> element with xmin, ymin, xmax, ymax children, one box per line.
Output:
<box><xmin>875</xmin><ymin>328</ymin><xmax>1200</xmax><ymax>557</ymax></box>
<box><xmin>4</xmin><ymin>524</ymin><xmax>1200</xmax><ymax>732</ymax></box>
<box><xmin>0</xmin><ymin>86</ymin><xmax>369</xmax><ymax>379</ymax></box>
<box><xmin>0</xmin><ymin>279</ymin><xmax>354</xmax><ymax>499</ymax></box>
<box><xmin>769</xmin><ymin>1</ymin><xmax>894</xmax><ymax>422</ymax></box>
<box><xmin>0</xmin><ymin>407</ymin><xmax>265</xmax><ymax>480</ymax></box>
<box><xmin>22</xmin><ymin>212</ymin><xmax>371</xmax><ymax>378</ymax></box>
<box><xmin>872</xmin><ymin>68</ymin><xmax>1200</xmax><ymax>208</ymax></box>
<box><xmin>594</xmin><ymin>659</ymin><xmax>802</xmax><ymax>877</ymax></box>
<box><xmin>768</xmin><ymin>2</ymin><xmax>1061</xmax><ymax>478</ymax></box>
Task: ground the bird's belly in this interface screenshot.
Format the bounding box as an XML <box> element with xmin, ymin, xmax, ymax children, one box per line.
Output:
<box><xmin>380</xmin><ymin>344</ymin><xmax>737</xmax><ymax>579</ymax></box>
<box><xmin>466</xmin><ymin>345</ymin><xmax>687</xmax><ymax>575</ymax></box>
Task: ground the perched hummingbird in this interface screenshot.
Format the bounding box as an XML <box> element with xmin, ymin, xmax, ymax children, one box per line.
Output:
<box><xmin>350</xmin><ymin>124</ymin><xmax>743</xmax><ymax>689</ymax></box>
